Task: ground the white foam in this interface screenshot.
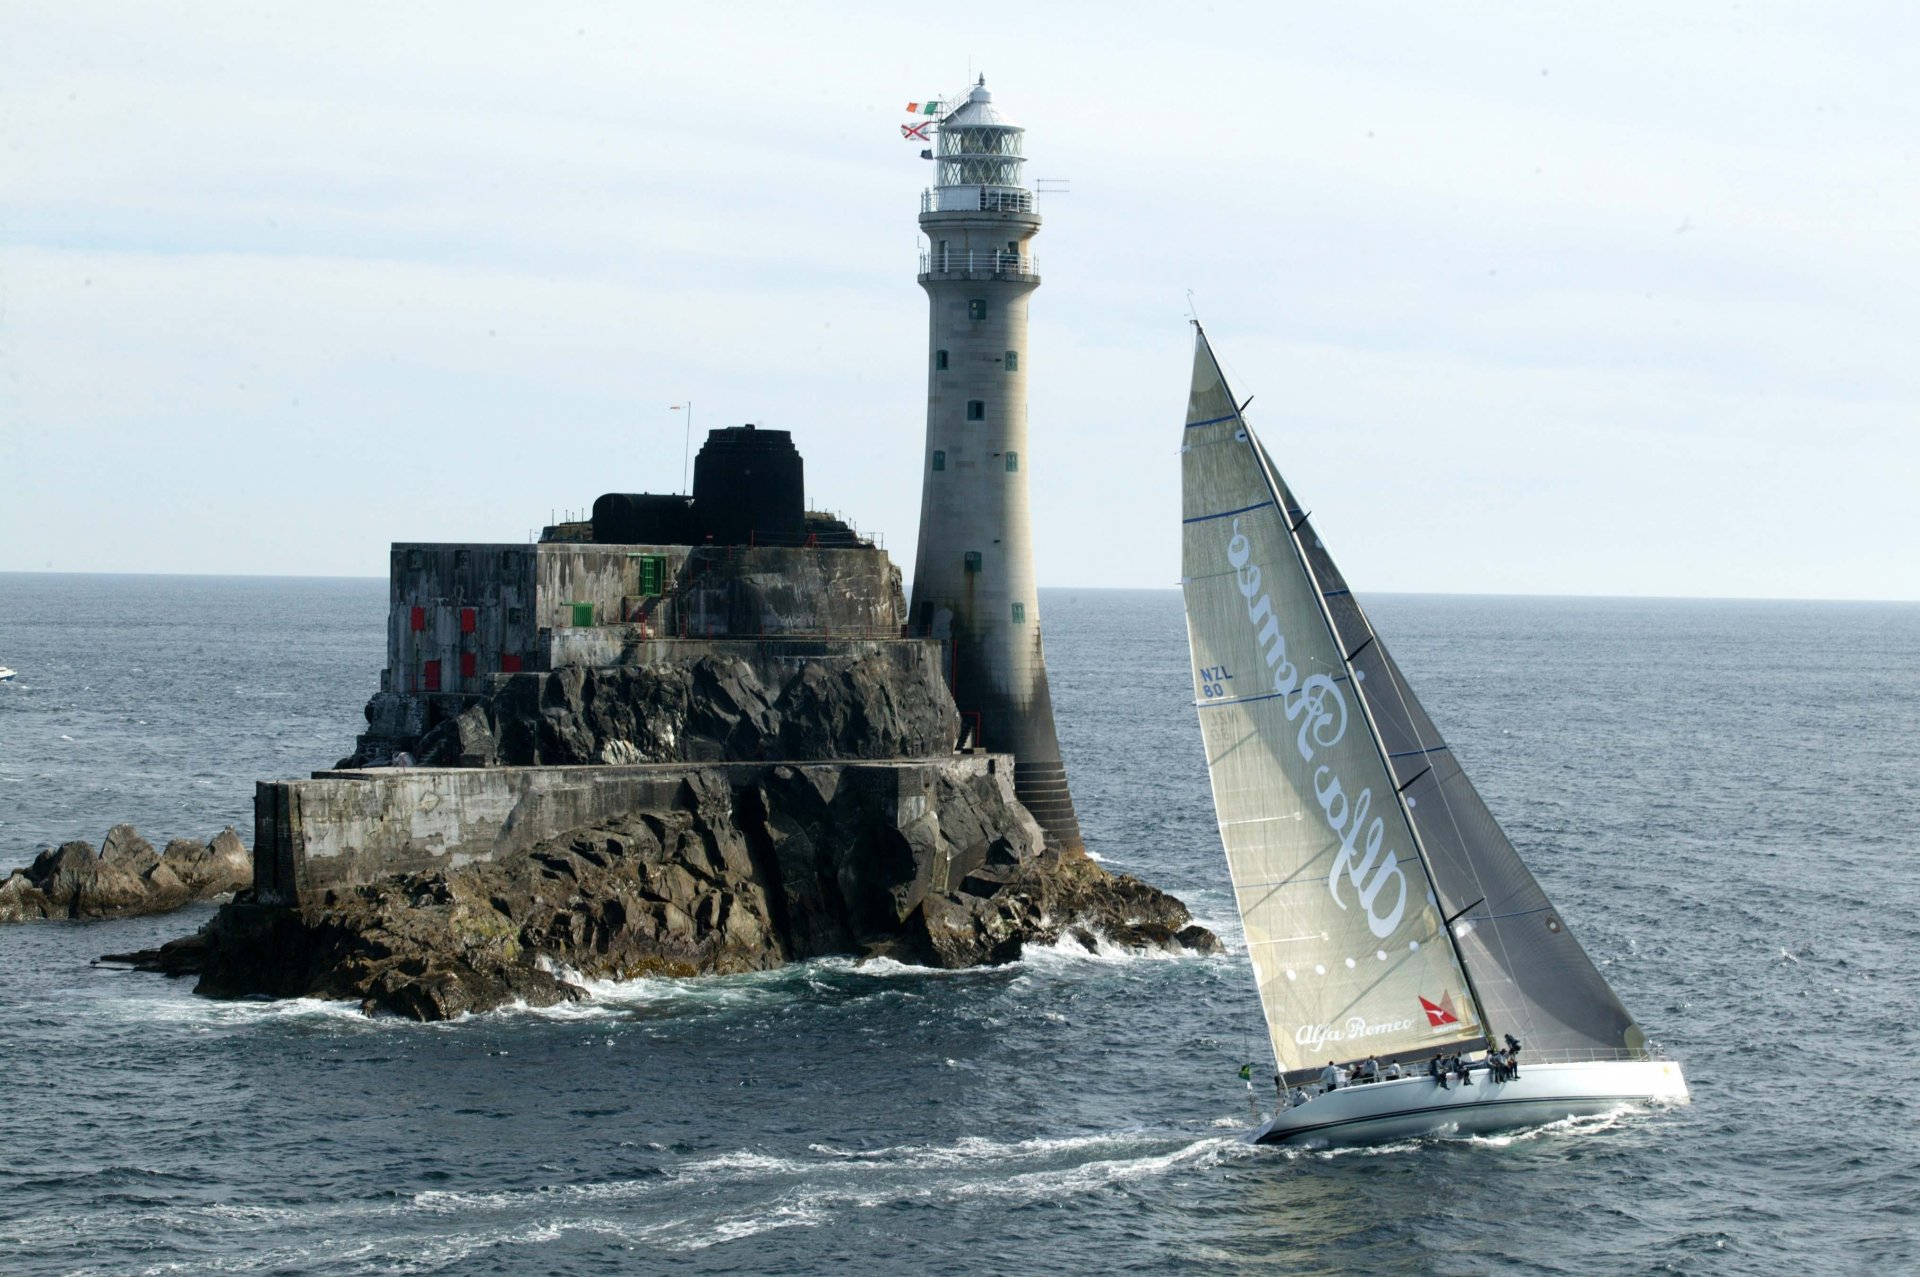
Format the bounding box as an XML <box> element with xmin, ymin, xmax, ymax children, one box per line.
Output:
<box><xmin>680</xmin><ymin>1198</ymin><xmax>829</xmax><ymax>1250</ymax></box>
<box><xmin>1460</xmin><ymin>1104</ymin><xmax>1639</xmax><ymax>1147</ymax></box>
<box><xmin>797</xmin><ymin>1129</ymin><xmax>1198</xmax><ymax>1172</ymax></box>
<box><xmin>116</xmin><ymin>989</ymin><xmax>379</xmax><ymax>1029</ymax></box>
<box><xmin>660</xmin><ymin>1132</ymin><xmax>1243</xmax><ymax>1249</ymax></box>
<box><xmin>1018</xmin><ymin>929</ymin><xmax>1223</xmax><ymax>968</ymax></box>
<box><xmin>19</xmin><ymin>1126</ymin><xmax>1255</xmax><ymax>1264</ymax></box>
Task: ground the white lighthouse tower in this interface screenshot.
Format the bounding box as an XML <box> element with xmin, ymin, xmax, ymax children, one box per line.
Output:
<box><xmin>910</xmin><ymin>77</ymin><xmax>1083</xmax><ymax>853</ymax></box>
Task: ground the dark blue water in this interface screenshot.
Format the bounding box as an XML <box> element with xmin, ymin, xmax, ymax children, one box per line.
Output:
<box><xmin>2</xmin><ymin>575</ymin><xmax>1916</xmax><ymax>1275</ymax></box>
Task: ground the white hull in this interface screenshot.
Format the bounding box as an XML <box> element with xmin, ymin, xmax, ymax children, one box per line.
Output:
<box><xmin>1254</xmin><ymin>1059</ymin><xmax>1689</xmax><ymax>1147</ymax></box>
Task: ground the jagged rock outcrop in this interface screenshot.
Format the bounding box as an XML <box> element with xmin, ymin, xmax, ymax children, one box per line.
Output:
<box><xmin>113</xmin><ymin>766</ymin><xmax>1219</xmax><ymax>1020</ymax></box>
<box><xmin>339</xmin><ymin>651</ymin><xmax>961</xmax><ymax>771</ymax></box>
<box><xmin>1</xmin><ymin>825</ymin><xmax>251</xmax><ymax>923</ymax></box>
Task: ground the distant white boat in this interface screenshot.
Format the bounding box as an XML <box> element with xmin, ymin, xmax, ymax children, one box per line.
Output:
<box><xmin>1178</xmin><ymin>324</ymin><xmax>1688</xmax><ymax>1147</ymax></box>
<box><xmin>0</xmin><ymin>667</ymin><xmax>15</xmax><ymax>683</ymax></box>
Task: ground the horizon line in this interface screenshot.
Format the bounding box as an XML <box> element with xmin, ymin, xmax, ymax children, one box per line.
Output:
<box><xmin>1</xmin><ymin>569</ymin><xmax>1914</xmax><ymax>607</ymax></box>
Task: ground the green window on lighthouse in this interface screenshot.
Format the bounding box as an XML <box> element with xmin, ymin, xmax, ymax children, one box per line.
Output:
<box><xmin>932</xmin><ymin>450</ymin><xmax>945</xmax><ymax>472</ymax></box>
<box><xmin>1005</xmin><ymin>451</ymin><xmax>1018</xmax><ymax>472</ymax></box>
<box><xmin>967</xmin><ymin>401</ymin><xmax>985</xmax><ymax>421</ymax></box>
<box><xmin>968</xmin><ymin>299</ymin><xmax>987</xmax><ymax>321</ymax></box>
<box><xmin>1004</xmin><ymin>350</ymin><xmax>1017</xmax><ymax>371</ymax></box>
<box><xmin>935</xmin><ymin>350</ymin><xmax>948</xmax><ymax>370</ymax></box>
<box><xmin>1011</xmin><ymin>602</ymin><xmax>1026</xmax><ymax>623</ymax></box>
<box><xmin>964</xmin><ymin>551</ymin><xmax>982</xmax><ymax>573</ymax></box>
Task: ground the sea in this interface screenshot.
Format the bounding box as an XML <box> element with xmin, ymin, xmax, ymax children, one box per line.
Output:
<box><xmin>1</xmin><ymin>573</ymin><xmax>1915</xmax><ymax>1276</ymax></box>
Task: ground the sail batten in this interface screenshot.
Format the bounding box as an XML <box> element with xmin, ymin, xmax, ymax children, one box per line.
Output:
<box><xmin>1183</xmin><ymin>500</ymin><xmax>1278</xmax><ymax>524</ymax></box>
<box><xmin>1181</xmin><ymin>325</ymin><xmax>1648</xmax><ymax>1075</ymax></box>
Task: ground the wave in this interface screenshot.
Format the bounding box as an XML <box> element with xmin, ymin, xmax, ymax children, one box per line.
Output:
<box><xmin>1017</xmin><ymin>929</ymin><xmax>1234</xmax><ymax>969</ymax></box>
<box><xmin>16</xmin><ymin>1126</ymin><xmax>1247</xmax><ymax>1266</ymax></box>
<box><xmin>1458</xmin><ymin>1103</ymin><xmax>1643</xmax><ymax>1148</ymax></box>
<box><xmin>667</xmin><ymin>1130</ymin><xmax>1248</xmax><ymax>1251</ymax></box>
<box><xmin>77</xmin><ymin>931</ymin><xmax>1229</xmax><ymax>1044</ymax></box>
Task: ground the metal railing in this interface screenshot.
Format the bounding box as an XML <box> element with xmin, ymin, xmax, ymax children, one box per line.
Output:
<box><xmin>921</xmin><ymin>187</ymin><xmax>1035</xmax><ymax>214</ymax></box>
<box><xmin>917</xmin><ymin>249</ymin><xmax>1037</xmax><ymax>278</ymax></box>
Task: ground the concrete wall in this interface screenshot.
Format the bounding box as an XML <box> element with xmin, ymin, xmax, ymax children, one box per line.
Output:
<box><xmin>388</xmin><ymin>544</ymin><xmax>539</xmax><ymax>695</ymax></box>
<box><xmin>385</xmin><ymin>542</ymin><xmax>907</xmax><ymax>700</ymax></box>
<box><xmin>534</xmin><ymin>542</ymin><xmax>906</xmax><ymax>640</ymax></box>
<box><xmin>253</xmin><ymin>754</ymin><xmax>1017</xmax><ymax>904</ymax></box>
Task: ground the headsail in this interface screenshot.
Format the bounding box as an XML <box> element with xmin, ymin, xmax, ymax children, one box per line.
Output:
<box><xmin>1181</xmin><ymin>327</ymin><xmax>1646</xmax><ymax>1078</ymax></box>
<box><xmin>1264</xmin><ymin>428</ymin><xmax>1645</xmax><ymax>1059</ymax></box>
<box><xmin>1181</xmin><ymin>331</ymin><xmax>1484</xmax><ymax>1077</ymax></box>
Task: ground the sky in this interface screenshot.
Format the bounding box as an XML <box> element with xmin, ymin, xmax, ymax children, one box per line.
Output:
<box><xmin>3</xmin><ymin>1</ymin><xmax>1916</xmax><ymax>600</ymax></box>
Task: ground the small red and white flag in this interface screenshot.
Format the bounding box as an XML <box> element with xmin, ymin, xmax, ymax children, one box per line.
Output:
<box><xmin>1419</xmin><ymin>994</ymin><xmax>1460</xmax><ymax>1028</ymax></box>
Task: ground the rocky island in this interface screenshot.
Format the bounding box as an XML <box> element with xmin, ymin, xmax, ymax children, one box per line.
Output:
<box><xmin>1</xmin><ymin>824</ymin><xmax>250</xmax><ymax>923</ymax></box>
<box><xmin>107</xmin><ymin>427</ymin><xmax>1217</xmax><ymax>1018</ymax></box>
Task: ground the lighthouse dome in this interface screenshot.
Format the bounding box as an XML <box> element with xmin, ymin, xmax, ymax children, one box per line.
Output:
<box><xmin>929</xmin><ymin>77</ymin><xmax>1027</xmax><ymax>206</ymax></box>
<box><xmin>942</xmin><ymin>80</ymin><xmax>1021</xmax><ymax>130</ymax></box>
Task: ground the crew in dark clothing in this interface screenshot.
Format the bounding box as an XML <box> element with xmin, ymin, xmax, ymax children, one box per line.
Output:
<box><xmin>1505</xmin><ymin>1034</ymin><xmax>1523</xmax><ymax>1077</ymax></box>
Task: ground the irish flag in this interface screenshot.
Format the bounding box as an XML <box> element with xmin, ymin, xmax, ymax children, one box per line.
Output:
<box><xmin>905</xmin><ymin>100</ymin><xmax>942</xmax><ymax>115</ymax></box>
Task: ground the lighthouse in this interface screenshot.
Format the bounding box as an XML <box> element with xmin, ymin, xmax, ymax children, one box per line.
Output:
<box><xmin>910</xmin><ymin>78</ymin><xmax>1084</xmax><ymax>854</ymax></box>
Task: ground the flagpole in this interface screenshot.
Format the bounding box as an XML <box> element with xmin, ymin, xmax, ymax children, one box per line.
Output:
<box><xmin>682</xmin><ymin>400</ymin><xmax>694</xmax><ymax>493</ymax></box>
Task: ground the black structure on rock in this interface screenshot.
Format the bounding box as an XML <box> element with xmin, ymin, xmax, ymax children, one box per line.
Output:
<box><xmin>591</xmin><ymin>424</ymin><xmax>808</xmax><ymax>547</ymax></box>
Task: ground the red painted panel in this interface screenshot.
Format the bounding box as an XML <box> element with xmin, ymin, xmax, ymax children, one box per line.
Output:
<box><xmin>500</xmin><ymin>654</ymin><xmax>523</xmax><ymax>673</ymax></box>
<box><xmin>459</xmin><ymin>651</ymin><xmax>477</xmax><ymax>679</ymax></box>
<box><xmin>410</xmin><ymin>606</ymin><xmax>426</xmax><ymax>632</ymax></box>
<box><xmin>423</xmin><ymin>660</ymin><xmax>441</xmax><ymax>691</ymax></box>
<box><xmin>460</xmin><ymin>607</ymin><xmax>477</xmax><ymax>634</ymax></box>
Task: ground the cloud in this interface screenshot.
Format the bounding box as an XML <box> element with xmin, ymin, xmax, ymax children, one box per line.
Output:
<box><xmin>3</xmin><ymin>1</ymin><xmax>1916</xmax><ymax>597</ymax></box>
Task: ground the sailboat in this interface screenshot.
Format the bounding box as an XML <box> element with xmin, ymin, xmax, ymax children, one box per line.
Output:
<box><xmin>1179</xmin><ymin>325</ymin><xmax>1688</xmax><ymax>1146</ymax></box>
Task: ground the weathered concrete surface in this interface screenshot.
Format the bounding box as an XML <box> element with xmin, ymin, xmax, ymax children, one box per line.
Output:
<box><xmin>122</xmin><ymin>762</ymin><xmax>1219</xmax><ymax>1019</ymax></box>
<box><xmin>254</xmin><ymin>755</ymin><xmax>1005</xmax><ymax>907</ymax></box>
<box><xmin>382</xmin><ymin>542</ymin><xmax>902</xmax><ymax>694</ymax></box>
<box><xmin>1</xmin><ymin>825</ymin><xmax>250</xmax><ymax>923</ymax></box>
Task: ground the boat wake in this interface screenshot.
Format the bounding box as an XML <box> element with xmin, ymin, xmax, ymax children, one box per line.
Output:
<box><xmin>17</xmin><ymin>1128</ymin><xmax>1253</xmax><ymax>1271</ymax></box>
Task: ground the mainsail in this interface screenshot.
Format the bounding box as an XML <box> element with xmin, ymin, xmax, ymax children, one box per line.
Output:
<box><xmin>1180</xmin><ymin>327</ymin><xmax>1645</xmax><ymax>1080</ymax></box>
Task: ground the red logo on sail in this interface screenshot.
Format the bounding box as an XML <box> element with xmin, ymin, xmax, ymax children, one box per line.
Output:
<box><xmin>1419</xmin><ymin>994</ymin><xmax>1461</xmax><ymax>1027</ymax></box>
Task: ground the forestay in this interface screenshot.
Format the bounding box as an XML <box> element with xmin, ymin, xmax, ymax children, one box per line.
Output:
<box><xmin>1180</xmin><ymin>331</ymin><xmax>1484</xmax><ymax>1077</ymax></box>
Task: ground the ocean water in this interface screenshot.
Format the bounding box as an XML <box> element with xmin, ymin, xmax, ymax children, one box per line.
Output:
<box><xmin>1</xmin><ymin>574</ymin><xmax>1915</xmax><ymax>1275</ymax></box>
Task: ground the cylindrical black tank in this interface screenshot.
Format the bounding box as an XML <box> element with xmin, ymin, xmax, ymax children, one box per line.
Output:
<box><xmin>591</xmin><ymin>493</ymin><xmax>696</xmax><ymax>545</ymax></box>
<box><xmin>691</xmin><ymin>425</ymin><xmax>805</xmax><ymax>545</ymax></box>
